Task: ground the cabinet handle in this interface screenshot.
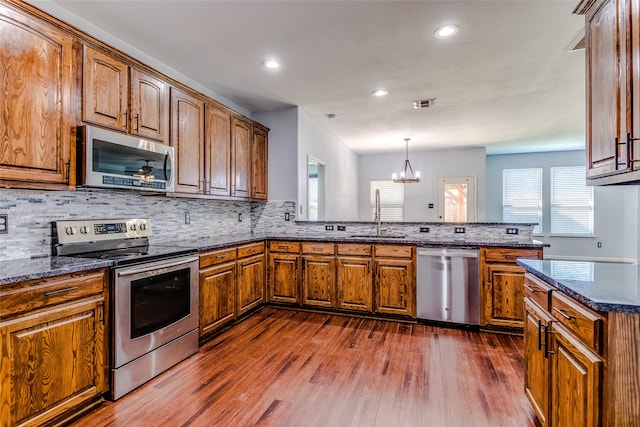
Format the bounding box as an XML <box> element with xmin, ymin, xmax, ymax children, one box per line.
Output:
<box><xmin>627</xmin><ymin>133</ymin><xmax>640</xmax><ymax>164</ymax></box>
<box><xmin>544</xmin><ymin>326</ymin><xmax>555</xmax><ymax>358</ymax></box>
<box><xmin>64</xmin><ymin>160</ymin><xmax>70</xmax><ymax>183</ymax></box>
<box><xmin>524</xmin><ymin>284</ymin><xmax>540</xmax><ymax>294</ymax></box>
<box><xmin>205</xmin><ymin>181</ymin><xmax>211</xmax><ymax>194</ymax></box>
<box><xmin>45</xmin><ymin>286</ymin><xmax>78</xmax><ymax>296</ymax></box>
<box><xmin>135</xmin><ymin>113</ymin><xmax>140</xmax><ymax>133</ymax></box>
<box><xmin>537</xmin><ymin>320</ymin><xmax>544</xmax><ymax>351</ymax></box>
<box><xmin>553</xmin><ymin>307</ymin><xmax>576</xmax><ymax>321</ymax></box>
<box><xmin>124</xmin><ymin>110</ymin><xmax>129</xmax><ymax>130</ymax></box>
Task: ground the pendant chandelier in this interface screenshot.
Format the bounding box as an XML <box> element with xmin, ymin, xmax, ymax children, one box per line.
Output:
<box><xmin>392</xmin><ymin>138</ymin><xmax>421</xmax><ymax>183</ymax></box>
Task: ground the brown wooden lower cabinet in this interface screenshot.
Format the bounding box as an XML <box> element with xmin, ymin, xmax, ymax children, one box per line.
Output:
<box><xmin>524</xmin><ymin>297</ymin><xmax>553</xmax><ymax>427</ymax></box>
<box><xmin>302</xmin><ymin>254</ymin><xmax>335</xmax><ymax>308</ymax></box>
<box><xmin>199</xmin><ymin>260</ymin><xmax>237</xmax><ymax>336</ymax></box>
<box><xmin>236</xmin><ymin>253</ymin><xmax>265</xmax><ymax>316</ymax></box>
<box><xmin>336</xmin><ymin>256</ymin><xmax>373</xmax><ymax>311</ymax></box>
<box><xmin>374</xmin><ymin>245</ymin><xmax>415</xmax><ymax>317</ymax></box>
<box><xmin>0</xmin><ymin>270</ymin><xmax>108</xmax><ymax>427</ymax></box>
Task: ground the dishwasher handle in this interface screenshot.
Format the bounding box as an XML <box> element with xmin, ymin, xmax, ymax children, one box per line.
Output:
<box><xmin>417</xmin><ymin>248</ymin><xmax>478</xmax><ymax>258</ymax></box>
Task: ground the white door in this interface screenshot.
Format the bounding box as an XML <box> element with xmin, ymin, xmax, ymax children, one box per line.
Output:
<box><xmin>437</xmin><ymin>176</ymin><xmax>477</xmax><ymax>222</ymax></box>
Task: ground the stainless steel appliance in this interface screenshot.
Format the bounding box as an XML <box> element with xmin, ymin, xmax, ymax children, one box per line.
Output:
<box><xmin>78</xmin><ymin>125</ymin><xmax>175</xmax><ymax>192</ymax></box>
<box><xmin>416</xmin><ymin>247</ymin><xmax>480</xmax><ymax>326</ymax></box>
<box><xmin>53</xmin><ymin>218</ymin><xmax>198</xmax><ymax>400</ymax></box>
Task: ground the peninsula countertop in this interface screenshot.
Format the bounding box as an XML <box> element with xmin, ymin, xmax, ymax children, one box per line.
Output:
<box><xmin>517</xmin><ymin>258</ymin><xmax>640</xmax><ymax>313</ymax></box>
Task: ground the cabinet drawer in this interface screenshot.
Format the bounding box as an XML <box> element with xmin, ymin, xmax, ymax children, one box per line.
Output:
<box><xmin>374</xmin><ymin>245</ymin><xmax>413</xmax><ymax>258</ymax></box>
<box><xmin>524</xmin><ymin>274</ymin><xmax>552</xmax><ymax>311</ymax></box>
<box><xmin>237</xmin><ymin>242</ymin><xmax>265</xmax><ymax>258</ymax></box>
<box><xmin>482</xmin><ymin>247</ymin><xmax>542</xmax><ymax>263</ymax></box>
<box><xmin>269</xmin><ymin>241</ymin><xmax>301</xmax><ymax>253</ymax></box>
<box><xmin>0</xmin><ymin>269</ymin><xmax>107</xmax><ymax>318</ymax></box>
<box><xmin>551</xmin><ymin>292</ymin><xmax>604</xmax><ymax>353</ymax></box>
<box><xmin>337</xmin><ymin>244</ymin><xmax>372</xmax><ymax>256</ymax></box>
<box><xmin>200</xmin><ymin>248</ymin><xmax>237</xmax><ymax>268</ymax></box>
<box><xmin>302</xmin><ymin>242</ymin><xmax>334</xmax><ymax>255</ymax></box>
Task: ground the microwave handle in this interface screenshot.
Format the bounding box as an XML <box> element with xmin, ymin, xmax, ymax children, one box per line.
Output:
<box><xmin>164</xmin><ymin>151</ymin><xmax>170</xmax><ymax>181</ymax></box>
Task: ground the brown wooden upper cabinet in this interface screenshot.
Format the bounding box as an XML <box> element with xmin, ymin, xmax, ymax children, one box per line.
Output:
<box><xmin>205</xmin><ymin>103</ymin><xmax>233</xmax><ymax>197</ymax></box>
<box><xmin>83</xmin><ymin>45</ymin><xmax>169</xmax><ymax>143</ymax></box>
<box><xmin>577</xmin><ymin>0</ymin><xmax>640</xmax><ymax>184</ymax></box>
<box><xmin>171</xmin><ymin>87</ymin><xmax>205</xmax><ymax>194</ymax></box>
<box><xmin>0</xmin><ymin>4</ymin><xmax>75</xmax><ymax>190</ymax></box>
<box><xmin>252</xmin><ymin>125</ymin><xmax>269</xmax><ymax>201</ymax></box>
<box><xmin>232</xmin><ymin>117</ymin><xmax>252</xmax><ymax>200</ymax></box>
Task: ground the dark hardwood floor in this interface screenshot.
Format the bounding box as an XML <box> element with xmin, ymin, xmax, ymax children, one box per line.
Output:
<box><xmin>72</xmin><ymin>307</ymin><xmax>537</xmax><ymax>427</ymax></box>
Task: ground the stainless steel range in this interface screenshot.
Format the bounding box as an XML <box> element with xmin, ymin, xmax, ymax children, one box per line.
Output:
<box><xmin>53</xmin><ymin>218</ymin><xmax>199</xmax><ymax>400</ymax></box>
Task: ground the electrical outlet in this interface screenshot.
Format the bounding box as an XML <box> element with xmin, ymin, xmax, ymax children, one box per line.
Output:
<box><xmin>325</xmin><ymin>225</ymin><xmax>334</xmax><ymax>231</ymax></box>
<box><xmin>285</xmin><ymin>213</ymin><xmax>290</xmax><ymax>221</ymax></box>
<box><xmin>454</xmin><ymin>227</ymin><xmax>466</xmax><ymax>234</ymax></box>
<box><xmin>0</xmin><ymin>214</ymin><xmax>7</xmax><ymax>234</ymax></box>
<box><xmin>419</xmin><ymin>227</ymin><xmax>430</xmax><ymax>233</ymax></box>
<box><xmin>428</xmin><ymin>203</ymin><xmax>434</xmax><ymax>209</ymax></box>
<box><xmin>337</xmin><ymin>225</ymin><xmax>346</xmax><ymax>231</ymax></box>
<box><xmin>184</xmin><ymin>212</ymin><xmax>190</xmax><ymax>225</ymax></box>
<box><xmin>597</xmin><ymin>242</ymin><xmax>602</xmax><ymax>248</ymax></box>
<box><xmin>238</xmin><ymin>213</ymin><xmax>243</xmax><ymax>222</ymax></box>
<box><xmin>506</xmin><ymin>228</ymin><xmax>519</xmax><ymax>235</ymax></box>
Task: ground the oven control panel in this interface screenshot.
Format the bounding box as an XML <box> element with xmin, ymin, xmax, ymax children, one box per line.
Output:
<box><xmin>55</xmin><ymin>218</ymin><xmax>152</xmax><ymax>244</ymax></box>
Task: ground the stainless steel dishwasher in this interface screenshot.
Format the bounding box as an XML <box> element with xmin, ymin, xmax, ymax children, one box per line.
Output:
<box><xmin>416</xmin><ymin>248</ymin><xmax>480</xmax><ymax>326</ymax></box>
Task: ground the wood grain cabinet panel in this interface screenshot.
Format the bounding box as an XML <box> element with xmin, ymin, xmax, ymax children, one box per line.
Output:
<box><xmin>251</xmin><ymin>125</ymin><xmax>268</xmax><ymax>201</ymax></box>
<box><xmin>171</xmin><ymin>87</ymin><xmax>204</xmax><ymax>194</ymax></box>
<box><xmin>199</xmin><ymin>261</ymin><xmax>236</xmax><ymax>337</ymax></box>
<box><xmin>268</xmin><ymin>253</ymin><xmax>300</xmax><ymax>304</ymax></box>
<box><xmin>374</xmin><ymin>257</ymin><xmax>415</xmax><ymax>317</ymax></box>
<box><xmin>302</xmin><ymin>255</ymin><xmax>335</xmax><ymax>308</ymax></box>
<box><xmin>83</xmin><ymin>45</ymin><xmax>129</xmax><ymax>130</ymax></box>
<box><xmin>0</xmin><ymin>4</ymin><xmax>75</xmax><ymax>189</ymax></box>
<box><xmin>130</xmin><ymin>68</ymin><xmax>169</xmax><ymax>143</ymax></box>
<box><xmin>236</xmin><ymin>253</ymin><xmax>265</xmax><ymax>316</ymax></box>
<box><xmin>231</xmin><ymin>117</ymin><xmax>251</xmax><ymax>199</ymax></box>
<box><xmin>337</xmin><ymin>256</ymin><xmax>373</xmax><ymax>312</ymax></box>
<box><xmin>205</xmin><ymin>104</ymin><xmax>232</xmax><ymax>196</ymax></box>
<box><xmin>524</xmin><ymin>298</ymin><xmax>553</xmax><ymax>427</ymax></box>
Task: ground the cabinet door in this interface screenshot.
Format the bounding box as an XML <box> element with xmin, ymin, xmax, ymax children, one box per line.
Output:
<box><xmin>484</xmin><ymin>263</ymin><xmax>526</xmax><ymax>328</ymax></box>
<box><xmin>302</xmin><ymin>255</ymin><xmax>335</xmax><ymax>308</ymax></box>
<box><xmin>204</xmin><ymin>104</ymin><xmax>232</xmax><ymax>196</ymax></box>
<box><xmin>231</xmin><ymin>117</ymin><xmax>251</xmax><ymax>199</ymax></box>
<box><xmin>268</xmin><ymin>253</ymin><xmax>300</xmax><ymax>304</ymax></box>
<box><xmin>130</xmin><ymin>68</ymin><xmax>169</xmax><ymax>143</ymax></box>
<box><xmin>237</xmin><ymin>254</ymin><xmax>265</xmax><ymax>316</ymax></box>
<box><xmin>585</xmin><ymin>0</ymin><xmax>626</xmax><ymax>178</ymax></box>
<box><xmin>551</xmin><ymin>323</ymin><xmax>603</xmax><ymax>427</ymax></box>
<box><xmin>524</xmin><ymin>298</ymin><xmax>553</xmax><ymax>427</ymax></box>
<box><xmin>83</xmin><ymin>45</ymin><xmax>129</xmax><ymax>131</ymax></box>
<box><xmin>630</xmin><ymin>0</ymin><xmax>640</xmax><ymax>170</ymax></box>
<box><xmin>0</xmin><ymin>5</ymin><xmax>74</xmax><ymax>188</ymax></box>
<box><xmin>170</xmin><ymin>87</ymin><xmax>204</xmax><ymax>194</ymax></box>
<box><xmin>375</xmin><ymin>258</ymin><xmax>415</xmax><ymax>317</ymax></box>
<box><xmin>199</xmin><ymin>261</ymin><xmax>236</xmax><ymax>337</ymax></box>
<box><xmin>337</xmin><ymin>257</ymin><xmax>373</xmax><ymax>312</ymax></box>
<box><xmin>0</xmin><ymin>297</ymin><xmax>107</xmax><ymax>426</ymax></box>
<box><xmin>251</xmin><ymin>126</ymin><xmax>268</xmax><ymax>201</ymax></box>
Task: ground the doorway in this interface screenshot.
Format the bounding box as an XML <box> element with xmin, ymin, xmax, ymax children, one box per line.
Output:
<box><xmin>437</xmin><ymin>176</ymin><xmax>477</xmax><ymax>222</ymax></box>
<box><xmin>307</xmin><ymin>157</ymin><xmax>325</xmax><ymax>221</ymax></box>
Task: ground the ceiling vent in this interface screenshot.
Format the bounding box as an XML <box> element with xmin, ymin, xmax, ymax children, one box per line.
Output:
<box><xmin>413</xmin><ymin>98</ymin><xmax>437</xmax><ymax>109</ymax></box>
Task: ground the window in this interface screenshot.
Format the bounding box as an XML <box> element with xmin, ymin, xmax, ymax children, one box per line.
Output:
<box><xmin>502</xmin><ymin>168</ymin><xmax>543</xmax><ymax>234</ymax></box>
<box><xmin>370</xmin><ymin>180</ymin><xmax>404</xmax><ymax>221</ymax></box>
<box><xmin>550</xmin><ymin>166</ymin><xmax>594</xmax><ymax>236</ymax></box>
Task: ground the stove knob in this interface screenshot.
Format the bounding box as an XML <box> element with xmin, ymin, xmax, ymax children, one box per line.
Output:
<box><xmin>139</xmin><ymin>223</ymin><xmax>147</xmax><ymax>231</ymax></box>
<box><xmin>65</xmin><ymin>226</ymin><xmax>76</xmax><ymax>235</ymax></box>
<box><xmin>79</xmin><ymin>226</ymin><xmax>89</xmax><ymax>234</ymax></box>
<box><xmin>130</xmin><ymin>224</ymin><xmax>137</xmax><ymax>231</ymax></box>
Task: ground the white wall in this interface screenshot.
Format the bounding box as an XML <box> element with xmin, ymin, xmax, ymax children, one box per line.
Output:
<box><xmin>252</xmin><ymin>107</ymin><xmax>298</xmax><ymax>201</ymax></box>
<box><xmin>357</xmin><ymin>147</ymin><xmax>487</xmax><ymax>222</ymax></box>
<box><xmin>297</xmin><ymin>109</ymin><xmax>359</xmax><ymax>220</ymax></box>
<box><xmin>486</xmin><ymin>151</ymin><xmax>638</xmax><ymax>262</ymax></box>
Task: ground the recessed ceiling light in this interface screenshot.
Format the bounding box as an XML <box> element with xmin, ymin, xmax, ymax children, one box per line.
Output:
<box><xmin>262</xmin><ymin>59</ymin><xmax>280</xmax><ymax>69</ymax></box>
<box><xmin>372</xmin><ymin>89</ymin><xmax>389</xmax><ymax>97</ymax></box>
<box><xmin>434</xmin><ymin>24</ymin><xmax>459</xmax><ymax>39</ymax></box>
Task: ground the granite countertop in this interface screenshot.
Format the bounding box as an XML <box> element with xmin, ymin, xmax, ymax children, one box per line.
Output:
<box><xmin>0</xmin><ymin>256</ymin><xmax>113</xmax><ymax>286</ymax></box>
<box><xmin>1</xmin><ymin>234</ymin><xmax>546</xmax><ymax>286</ymax></box>
<box><xmin>517</xmin><ymin>259</ymin><xmax>640</xmax><ymax>313</ymax></box>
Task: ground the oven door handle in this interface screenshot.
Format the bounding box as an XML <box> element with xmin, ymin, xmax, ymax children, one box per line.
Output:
<box><xmin>116</xmin><ymin>256</ymin><xmax>199</xmax><ymax>277</ymax></box>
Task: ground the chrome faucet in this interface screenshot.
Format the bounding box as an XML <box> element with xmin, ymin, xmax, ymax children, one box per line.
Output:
<box><xmin>374</xmin><ymin>188</ymin><xmax>383</xmax><ymax>236</ymax></box>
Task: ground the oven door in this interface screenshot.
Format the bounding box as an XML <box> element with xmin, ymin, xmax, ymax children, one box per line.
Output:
<box><xmin>113</xmin><ymin>255</ymin><xmax>199</xmax><ymax>368</ymax></box>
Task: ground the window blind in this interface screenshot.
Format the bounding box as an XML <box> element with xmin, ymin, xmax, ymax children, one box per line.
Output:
<box><xmin>502</xmin><ymin>168</ymin><xmax>543</xmax><ymax>234</ymax></box>
<box><xmin>370</xmin><ymin>180</ymin><xmax>404</xmax><ymax>221</ymax></box>
<box><xmin>550</xmin><ymin>166</ymin><xmax>594</xmax><ymax>235</ymax></box>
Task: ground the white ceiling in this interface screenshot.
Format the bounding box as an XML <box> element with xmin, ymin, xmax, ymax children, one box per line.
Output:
<box><xmin>46</xmin><ymin>0</ymin><xmax>586</xmax><ymax>155</ymax></box>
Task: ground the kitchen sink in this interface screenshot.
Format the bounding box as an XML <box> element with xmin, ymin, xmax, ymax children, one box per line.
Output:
<box><xmin>349</xmin><ymin>234</ymin><xmax>406</xmax><ymax>239</ymax></box>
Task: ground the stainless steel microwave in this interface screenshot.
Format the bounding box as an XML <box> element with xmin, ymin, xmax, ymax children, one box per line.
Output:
<box><xmin>78</xmin><ymin>125</ymin><xmax>175</xmax><ymax>192</ymax></box>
